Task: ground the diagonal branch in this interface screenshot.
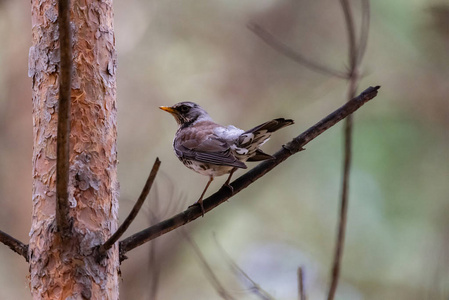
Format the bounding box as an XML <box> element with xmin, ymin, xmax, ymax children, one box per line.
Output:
<box><xmin>55</xmin><ymin>0</ymin><xmax>72</xmax><ymax>238</ymax></box>
<box><xmin>0</xmin><ymin>230</ymin><xmax>28</xmax><ymax>261</ymax></box>
<box><xmin>119</xmin><ymin>86</ymin><xmax>380</xmax><ymax>261</ymax></box>
<box><xmin>248</xmin><ymin>23</ymin><xmax>348</xmax><ymax>79</ymax></box>
<box><xmin>98</xmin><ymin>158</ymin><xmax>161</xmax><ymax>256</ymax></box>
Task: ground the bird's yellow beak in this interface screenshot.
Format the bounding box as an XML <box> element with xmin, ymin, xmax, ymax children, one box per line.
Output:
<box><xmin>159</xmin><ymin>106</ymin><xmax>177</xmax><ymax>114</ymax></box>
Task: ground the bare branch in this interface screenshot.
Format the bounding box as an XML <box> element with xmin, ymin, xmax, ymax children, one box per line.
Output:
<box><xmin>99</xmin><ymin>158</ymin><xmax>161</xmax><ymax>256</ymax></box>
<box><xmin>214</xmin><ymin>235</ymin><xmax>274</xmax><ymax>300</ymax></box>
<box><xmin>298</xmin><ymin>267</ymin><xmax>306</xmax><ymax>300</ymax></box>
<box><xmin>182</xmin><ymin>230</ymin><xmax>236</xmax><ymax>300</ymax></box>
<box><xmin>248</xmin><ymin>23</ymin><xmax>348</xmax><ymax>79</ymax></box>
<box><xmin>55</xmin><ymin>0</ymin><xmax>72</xmax><ymax>238</ymax></box>
<box><xmin>119</xmin><ymin>86</ymin><xmax>380</xmax><ymax>260</ymax></box>
<box><xmin>0</xmin><ymin>230</ymin><xmax>28</xmax><ymax>261</ymax></box>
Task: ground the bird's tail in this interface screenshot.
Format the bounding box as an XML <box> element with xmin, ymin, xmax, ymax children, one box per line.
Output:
<box><xmin>234</xmin><ymin>118</ymin><xmax>294</xmax><ymax>160</ymax></box>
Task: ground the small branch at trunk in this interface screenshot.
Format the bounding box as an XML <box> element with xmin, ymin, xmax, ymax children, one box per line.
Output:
<box><xmin>0</xmin><ymin>230</ymin><xmax>28</xmax><ymax>261</ymax></box>
<box><xmin>119</xmin><ymin>86</ymin><xmax>380</xmax><ymax>261</ymax></box>
<box><xmin>55</xmin><ymin>0</ymin><xmax>72</xmax><ymax>238</ymax></box>
<box><xmin>98</xmin><ymin>158</ymin><xmax>160</xmax><ymax>257</ymax></box>
<box><xmin>248</xmin><ymin>23</ymin><xmax>348</xmax><ymax>79</ymax></box>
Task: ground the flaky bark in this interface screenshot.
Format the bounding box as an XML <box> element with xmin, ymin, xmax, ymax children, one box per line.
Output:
<box><xmin>28</xmin><ymin>0</ymin><xmax>119</xmax><ymax>299</ymax></box>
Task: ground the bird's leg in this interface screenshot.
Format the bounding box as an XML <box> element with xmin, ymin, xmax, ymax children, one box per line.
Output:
<box><xmin>189</xmin><ymin>176</ymin><xmax>213</xmax><ymax>217</ymax></box>
<box><xmin>222</xmin><ymin>168</ymin><xmax>236</xmax><ymax>194</ymax></box>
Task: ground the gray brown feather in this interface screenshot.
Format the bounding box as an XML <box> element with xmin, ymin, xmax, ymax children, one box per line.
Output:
<box><xmin>174</xmin><ymin>121</ymin><xmax>247</xmax><ymax>169</ymax></box>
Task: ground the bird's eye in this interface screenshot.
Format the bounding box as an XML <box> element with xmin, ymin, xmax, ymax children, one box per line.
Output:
<box><xmin>179</xmin><ymin>105</ymin><xmax>190</xmax><ymax>113</ymax></box>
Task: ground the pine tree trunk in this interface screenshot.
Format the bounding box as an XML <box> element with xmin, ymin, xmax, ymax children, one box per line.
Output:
<box><xmin>28</xmin><ymin>0</ymin><xmax>119</xmax><ymax>298</ymax></box>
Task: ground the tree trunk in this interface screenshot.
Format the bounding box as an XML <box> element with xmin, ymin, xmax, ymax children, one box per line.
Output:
<box><xmin>28</xmin><ymin>0</ymin><xmax>119</xmax><ymax>299</ymax></box>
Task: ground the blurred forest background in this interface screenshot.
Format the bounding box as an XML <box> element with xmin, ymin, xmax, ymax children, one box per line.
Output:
<box><xmin>0</xmin><ymin>0</ymin><xmax>448</xmax><ymax>299</ymax></box>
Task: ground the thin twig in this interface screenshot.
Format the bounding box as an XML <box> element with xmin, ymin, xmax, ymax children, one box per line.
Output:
<box><xmin>357</xmin><ymin>0</ymin><xmax>371</xmax><ymax>65</ymax></box>
<box><xmin>55</xmin><ymin>0</ymin><xmax>72</xmax><ymax>238</ymax></box>
<box><xmin>147</xmin><ymin>237</ymin><xmax>160</xmax><ymax>300</ymax></box>
<box><xmin>119</xmin><ymin>86</ymin><xmax>380</xmax><ymax>260</ymax></box>
<box><xmin>182</xmin><ymin>230</ymin><xmax>236</xmax><ymax>300</ymax></box>
<box><xmin>214</xmin><ymin>235</ymin><xmax>274</xmax><ymax>300</ymax></box>
<box><xmin>0</xmin><ymin>230</ymin><xmax>28</xmax><ymax>261</ymax></box>
<box><xmin>99</xmin><ymin>158</ymin><xmax>161</xmax><ymax>256</ymax></box>
<box><xmin>298</xmin><ymin>267</ymin><xmax>306</xmax><ymax>300</ymax></box>
<box><xmin>248</xmin><ymin>23</ymin><xmax>348</xmax><ymax>79</ymax></box>
<box><xmin>340</xmin><ymin>0</ymin><xmax>358</xmax><ymax>71</ymax></box>
<box><xmin>327</xmin><ymin>1</ymin><xmax>362</xmax><ymax>299</ymax></box>
<box><xmin>327</xmin><ymin>86</ymin><xmax>357</xmax><ymax>300</ymax></box>
<box><xmin>148</xmin><ymin>183</ymin><xmax>161</xmax><ymax>300</ymax></box>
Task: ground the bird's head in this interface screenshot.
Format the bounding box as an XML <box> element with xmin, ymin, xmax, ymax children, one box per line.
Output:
<box><xmin>159</xmin><ymin>102</ymin><xmax>211</xmax><ymax>127</ymax></box>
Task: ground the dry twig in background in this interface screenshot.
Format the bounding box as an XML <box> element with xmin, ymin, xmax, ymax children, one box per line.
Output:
<box><xmin>214</xmin><ymin>235</ymin><xmax>275</xmax><ymax>300</ymax></box>
<box><xmin>147</xmin><ymin>234</ymin><xmax>160</xmax><ymax>300</ymax></box>
<box><xmin>298</xmin><ymin>267</ymin><xmax>306</xmax><ymax>300</ymax></box>
<box><xmin>247</xmin><ymin>23</ymin><xmax>348</xmax><ymax>79</ymax></box>
<box><xmin>327</xmin><ymin>1</ymin><xmax>369</xmax><ymax>299</ymax></box>
<box><xmin>182</xmin><ymin>230</ymin><xmax>236</xmax><ymax>300</ymax></box>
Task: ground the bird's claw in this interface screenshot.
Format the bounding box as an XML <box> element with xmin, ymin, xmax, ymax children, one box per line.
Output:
<box><xmin>188</xmin><ymin>201</ymin><xmax>205</xmax><ymax>217</ymax></box>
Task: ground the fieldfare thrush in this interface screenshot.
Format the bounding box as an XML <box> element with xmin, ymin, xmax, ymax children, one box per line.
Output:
<box><xmin>160</xmin><ymin>102</ymin><xmax>294</xmax><ymax>215</ymax></box>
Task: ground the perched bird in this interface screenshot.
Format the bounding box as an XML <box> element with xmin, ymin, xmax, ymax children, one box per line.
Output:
<box><xmin>160</xmin><ymin>102</ymin><xmax>294</xmax><ymax>215</ymax></box>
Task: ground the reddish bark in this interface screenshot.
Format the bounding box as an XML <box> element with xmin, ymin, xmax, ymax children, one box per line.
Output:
<box><xmin>28</xmin><ymin>0</ymin><xmax>119</xmax><ymax>298</ymax></box>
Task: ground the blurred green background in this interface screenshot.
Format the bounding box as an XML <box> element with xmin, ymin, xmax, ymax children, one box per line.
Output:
<box><xmin>0</xmin><ymin>0</ymin><xmax>448</xmax><ymax>299</ymax></box>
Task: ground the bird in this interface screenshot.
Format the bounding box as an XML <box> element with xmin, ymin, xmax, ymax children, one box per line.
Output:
<box><xmin>160</xmin><ymin>101</ymin><xmax>294</xmax><ymax>216</ymax></box>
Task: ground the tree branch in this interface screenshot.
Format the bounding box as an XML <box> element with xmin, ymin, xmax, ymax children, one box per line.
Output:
<box><xmin>247</xmin><ymin>23</ymin><xmax>348</xmax><ymax>79</ymax></box>
<box><xmin>98</xmin><ymin>158</ymin><xmax>160</xmax><ymax>256</ymax></box>
<box><xmin>0</xmin><ymin>230</ymin><xmax>28</xmax><ymax>261</ymax></box>
<box><xmin>55</xmin><ymin>0</ymin><xmax>72</xmax><ymax>238</ymax></box>
<box><xmin>119</xmin><ymin>86</ymin><xmax>380</xmax><ymax>261</ymax></box>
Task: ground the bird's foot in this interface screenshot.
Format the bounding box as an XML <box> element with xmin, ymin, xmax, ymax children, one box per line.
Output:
<box><xmin>188</xmin><ymin>200</ymin><xmax>205</xmax><ymax>217</ymax></box>
<box><xmin>220</xmin><ymin>183</ymin><xmax>234</xmax><ymax>195</ymax></box>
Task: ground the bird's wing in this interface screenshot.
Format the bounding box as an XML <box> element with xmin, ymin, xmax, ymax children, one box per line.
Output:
<box><xmin>174</xmin><ymin>126</ymin><xmax>247</xmax><ymax>169</ymax></box>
